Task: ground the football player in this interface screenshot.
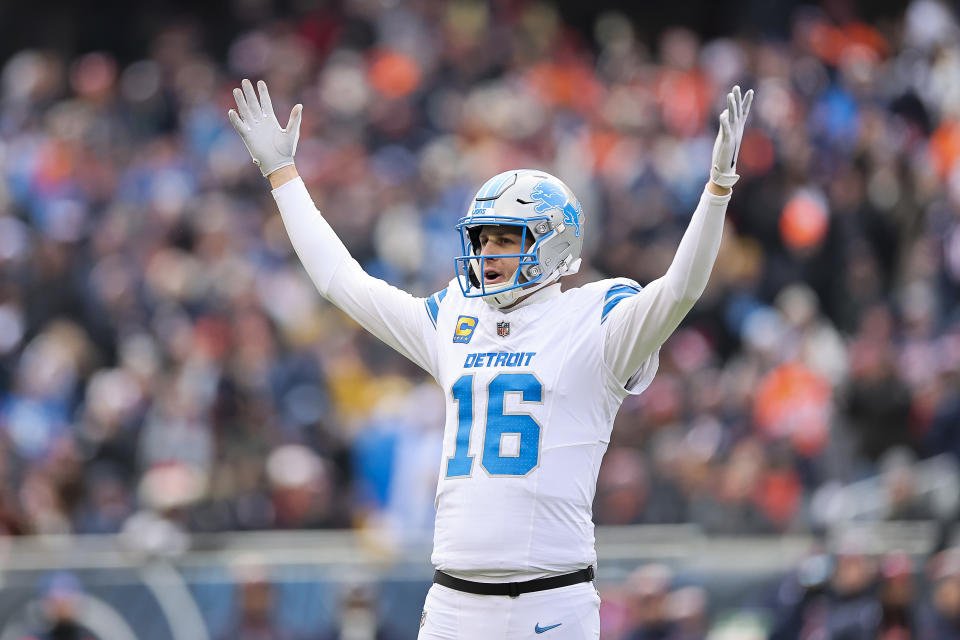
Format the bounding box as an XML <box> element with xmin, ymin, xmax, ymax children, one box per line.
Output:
<box><xmin>229</xmin><ymin>78</ymin><xmax>752</xmax><ymax>639</ymax></box>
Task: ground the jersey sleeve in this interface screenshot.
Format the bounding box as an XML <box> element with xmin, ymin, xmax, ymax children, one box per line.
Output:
<box><xmin>272</xmin><ymin>177</ymin><xmax>442</xmax><ymax>378</ymax></box>
<box><xmin>601</xmin><ymin>187</ymin><xmax>731</xmax><ymax>392</ymax></box>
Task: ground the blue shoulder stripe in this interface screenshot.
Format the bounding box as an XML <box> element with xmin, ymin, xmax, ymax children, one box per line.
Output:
<box><xmin>424</xmin><ymin>288</ymin><xmax>448</xmax><ymax>328</ymax></box>
<box><xmin>601</xmin><ymin>282</ymin><xmax>642</xmax><ymax>324</ymax></box>
<box><xmin>605</xmin><ymin>283</ymin><xmax>641</xmax><ymax>298</ymax></box>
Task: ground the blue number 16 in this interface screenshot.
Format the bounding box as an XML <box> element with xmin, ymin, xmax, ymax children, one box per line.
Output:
<box><xmin>446</xmin><ymin>373</ymin><xmax>543</xmax><ymax>478</ymax></box>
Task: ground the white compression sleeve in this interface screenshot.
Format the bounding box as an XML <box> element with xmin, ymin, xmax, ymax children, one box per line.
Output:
<box><xmin>272</xmin><ymin>178</ymin><xmax>351</xmax><ymax>294</ymax></box>
<box><xmin>661</xmin><ymin>187</ymin><xmax>731</xmax><ymax>302</ymax></box>
<box><xmin>602</xmin><ymin>187</ymin><xmax>731</xmax><ymax>386</ymax></box>
<box><xmin>272</xmin><ymin>177</ymin><xmax>439</xmax><ymax>376</ymax></box>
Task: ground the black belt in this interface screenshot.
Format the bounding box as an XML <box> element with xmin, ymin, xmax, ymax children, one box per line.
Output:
<box><xmin>433</xmin><ymin>566</ymin><xmax>594</xmax><ymax>598</ymax></box>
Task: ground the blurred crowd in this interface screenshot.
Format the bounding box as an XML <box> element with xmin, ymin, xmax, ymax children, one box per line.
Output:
<box><xmin>11</xmin><ymin>545</ymin><xmax>960</xmax><ymax>640</ymax></box>
<box><xmin>0</xmin><ymin>0</ymin><xmax>959</xmax><ymax>569</ymax></box>
<box><xmin>600</xmin><ymin>546</ymin><xmax>960</xmax><ymax>640</ymax></box>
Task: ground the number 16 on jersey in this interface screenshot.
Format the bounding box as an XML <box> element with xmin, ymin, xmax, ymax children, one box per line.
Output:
<box><xmin>446</xmin><ymin>373</ymin><xmax>544</xmax><ymax>478</ymax></box>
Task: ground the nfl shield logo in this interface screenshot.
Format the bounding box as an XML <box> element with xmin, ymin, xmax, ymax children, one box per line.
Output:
<box><xmin>497</xmin><ymin>321</ymin><xmax>510</xmax><ymax>337</ymax></box>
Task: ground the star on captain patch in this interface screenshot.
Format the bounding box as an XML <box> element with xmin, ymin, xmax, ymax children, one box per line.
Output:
<box><xmin>497</xmin><ymin>321</ymin><xmax>510</xmax><ymax>337</ymax></box>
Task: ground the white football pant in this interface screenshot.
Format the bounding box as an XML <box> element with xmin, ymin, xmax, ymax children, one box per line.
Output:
<box><xmin>417</xmin><ymin>582</ymin><xmax>600</xmax><ymax>640</ymax></box>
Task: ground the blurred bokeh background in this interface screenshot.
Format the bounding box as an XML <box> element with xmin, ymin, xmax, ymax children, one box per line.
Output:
<box><xmin>1</xmin><ymin>0</ymin><xmax>960</xmax><ymax>637</ymax></box>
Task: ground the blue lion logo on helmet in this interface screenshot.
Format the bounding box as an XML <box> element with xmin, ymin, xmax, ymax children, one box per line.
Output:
<box><xmin>530</xmin><ymin>180</ymin><xmax>582</xmax><ymax>237</ymax></box>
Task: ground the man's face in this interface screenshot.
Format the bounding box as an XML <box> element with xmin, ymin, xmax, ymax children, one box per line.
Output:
<box><xmin>477</xmin><ymin>225</ymin><xmax>532</xmax><ymax>286</ymax></box>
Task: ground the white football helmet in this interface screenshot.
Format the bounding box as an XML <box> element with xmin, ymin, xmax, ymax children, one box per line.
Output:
<box><xmin>455</xmin><ymin>169</ymin><xmax>584</xmax><ymax>308</ymax></box>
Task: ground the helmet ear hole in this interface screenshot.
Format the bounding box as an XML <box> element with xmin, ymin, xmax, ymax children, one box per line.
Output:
<box><xmin>468</xmin><ymin>262</ymin><xmax>481</xmax><ymax>288</ymax></box>
<box><xmin>467</xmin><ymin>227</ymin><xmax>482</xmax><ymax>253</ymax></box>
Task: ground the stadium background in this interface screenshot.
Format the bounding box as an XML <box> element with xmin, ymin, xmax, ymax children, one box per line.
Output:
<box><xmin>1</xmin><ymin>0</ymin><xmax>960</xmax><ymax>637</ymax></box>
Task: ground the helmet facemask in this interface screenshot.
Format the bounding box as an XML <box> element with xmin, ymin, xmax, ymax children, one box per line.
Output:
<box><xmin>455</xmin><ymin>169</ymin><xmax>585</xmax><ymax>309</ymax></box>
<box><xmin>455</xmin><ymin>221</ymin><xmax>546</xmax><ymax>306</ymax></box>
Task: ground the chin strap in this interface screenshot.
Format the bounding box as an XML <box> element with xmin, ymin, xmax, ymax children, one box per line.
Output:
<box><xmin>482</xmin><ymin>253</ymin><xmax>578</xmax><ymax>309</ymax></box>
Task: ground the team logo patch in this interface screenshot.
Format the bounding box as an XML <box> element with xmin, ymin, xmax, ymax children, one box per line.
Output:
<box><xmin>531</xmin><ymin>180</ymin><xmax>582</xmax><ymax>238</ymax></box>
<box><xmin>453</xmin><ymin>315</ymin><xmax>479</xmax><ymax>344</ymax></box>
<box><xmin>497</xmin><ymin>321</ymin><xmax>510</xmax><ymax>337</ymax></box>
<box><xmin>420</xmin><ymin>610</ymin><xmax>427</xmax><ymax>628</ymax></box>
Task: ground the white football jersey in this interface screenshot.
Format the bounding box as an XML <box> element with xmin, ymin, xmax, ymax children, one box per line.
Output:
<box><xmin>425</xmin><ymin>278</ymin><xmax>657</xmax><ymax>577</ymax></box>
<box><xmin>271</xmin><ymin>177</ymin><xmax>730</xmax><ymax>580</ymax></box>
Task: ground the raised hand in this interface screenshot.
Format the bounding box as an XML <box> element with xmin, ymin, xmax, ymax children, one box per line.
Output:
<box><xmin>710</xmin><ymin>85</ymin><xmax>754</xmax><ymax>189</ymax></box>
<box><xmin>228</xmin><ymin>79</ymin><xmax>303</xmax><ymax>177</ymax></box>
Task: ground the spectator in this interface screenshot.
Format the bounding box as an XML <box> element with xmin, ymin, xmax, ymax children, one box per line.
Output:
<box><xmin>218</xmin><ymin>561</ymin><xmax>290</xmax><ymax>640</ymax></box>
<box><xmin>321</xmin><ymin>584</ymin><xmax>402</xmax><ymax>640</ymax></box>
<box><xmin>18</xmin><ymin>572</ymin><xmax>98</xmax><ymax>640</ymax></box>
<box><xmin>768</xmin><ymin>552</ymin><xmax>834</xmax><ymax>640</ymax></box>
<box><xmin>881</xmin><ymin>448</ymin><xmax>937</xmax><ymax>522</ymax></box>
<box><xmin>842</xmin><ymin>311</ymin><xmax>913</xmax><ymax>466</ymax></box>
<box><xmin>878</xmin><ymin>552</ymin><xmax>917</xmax><ymax>639</ymax></box>
<box><xmin>919</xmin><ymin>548</ymin><xmax>960</xmax><ymax>640</ymax></box>
<box><xmin>667</xmin><ymin>586</ymin><xmax>708</xmax><ymax>640</ymax></box>
<box><xmin>622</xmin><ymin>564</ymin><xmax>677</xmax><ymax>640</ymax></box>
<box><xmin>825</xmin><ymin>545</ymin><xmax>882</xmax><ymax>640</ymax></box>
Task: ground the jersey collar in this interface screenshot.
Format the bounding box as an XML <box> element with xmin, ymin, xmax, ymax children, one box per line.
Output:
<box><xmin>500</xmin><ymin>282</ymin><xmax>562</xmax><ymax>312</ymax></box>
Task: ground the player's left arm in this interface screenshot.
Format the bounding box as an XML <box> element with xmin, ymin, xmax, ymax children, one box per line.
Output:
<box><xmin>602</xmin><ymin>86</ymin><xmax>753</xmax><ymax>386</ymax></box>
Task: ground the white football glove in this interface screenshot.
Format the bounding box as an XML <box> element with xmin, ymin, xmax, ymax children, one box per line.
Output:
<box><xmin>710</xmin><ymin>85</ymin><xmax>754</xmax><ymax>189</ymax></box>
<box><xmin>228</xmin><ymin>79</ymin><xmax>303</xmax><ymax>177</ymax></box>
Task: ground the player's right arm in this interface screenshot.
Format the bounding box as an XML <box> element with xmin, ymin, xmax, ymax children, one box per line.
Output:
<box><xmin>228</xmin><ymin>79</ymin><xmax>440</xmax><ymax>376</ymax></box>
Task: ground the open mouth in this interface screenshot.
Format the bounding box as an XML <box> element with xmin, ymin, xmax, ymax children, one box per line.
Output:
<box><xmin>484</xmin><ymin>268</ymin><xmax>507</xmax><ymax>285</ymax></box>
